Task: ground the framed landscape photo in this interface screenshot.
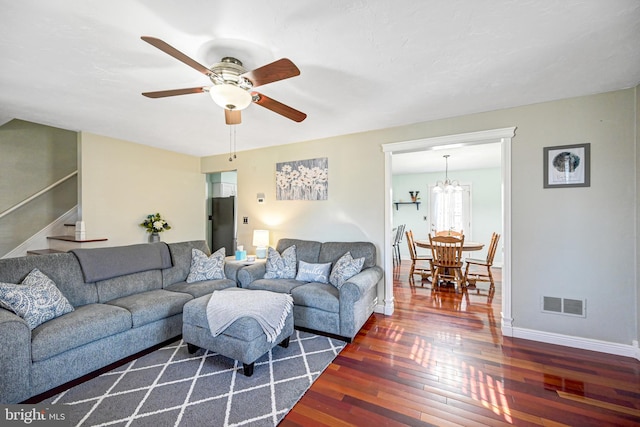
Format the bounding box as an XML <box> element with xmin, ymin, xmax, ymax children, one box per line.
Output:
<box><xmin>543</xmin><ymin>143</ymin><xmax>590</xmax><ymax>188</ymax></box>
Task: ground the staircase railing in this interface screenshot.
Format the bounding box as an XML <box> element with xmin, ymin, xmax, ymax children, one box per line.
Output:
<box><xmin>0</xmin><ymin>171</ymin><xmax>78</xmax><ymax>220</ymax></box>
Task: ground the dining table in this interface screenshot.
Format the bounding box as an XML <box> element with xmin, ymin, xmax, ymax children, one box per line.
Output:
<box><xmin>415</xmin><ymin>239</ymin><xmax>485</xmax><ymax>288</ymax></box>
<box><xmin>414</xmin><ymin>239</ymin><xmax>485</xmax><ymax>252</ymax></box>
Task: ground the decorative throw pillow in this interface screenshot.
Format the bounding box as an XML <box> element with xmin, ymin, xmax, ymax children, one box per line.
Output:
<box><xmin>0</xmin><ymin>268</ymin><xmax>74</xmax><ymax>330</ymax></box>
<box><xmin>329</xmin><ymin>252</ymin><xmax>365</xmax><ymax>289</ymax></box>
<box><xmin>264</xmin><ymin>245</ymin><xmax>297</xmax><ymax>279</ymax></box>
<box><xmin>295</xmin><ymin>260</ymin><xmax>332</xmax><ymax>283</ymax></box>
<box><xmin>186</xmin><ymin>247</ymin><xmax>226</xmax><ymax>283</ymax></box>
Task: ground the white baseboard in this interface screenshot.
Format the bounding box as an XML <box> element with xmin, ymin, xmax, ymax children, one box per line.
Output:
<box><xmin>510</xmin><ymin>326</ymin><xmax>639</xmax><ymax>361</ymax></box>
<box><xmin>374</xmin><ymin>299</ymin><xmax>395</xmax><ymax>315</ymax></box>
<box><xmin>3</xmin><ymin>207</ymin><xmax>78</xmax><ymax>258</ymax></box>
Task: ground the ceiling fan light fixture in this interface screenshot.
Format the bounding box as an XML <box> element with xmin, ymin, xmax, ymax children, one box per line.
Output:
<box><xmin>209</xmin><ymin>84</ymin><xmax>252</xmax><ymax>111</ymax></box>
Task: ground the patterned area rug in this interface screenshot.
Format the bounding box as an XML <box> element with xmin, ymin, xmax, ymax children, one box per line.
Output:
<box><xmin>42</xmin><ymin>331</ymin><xmax>345</xmax><ymax>426</ymax></box>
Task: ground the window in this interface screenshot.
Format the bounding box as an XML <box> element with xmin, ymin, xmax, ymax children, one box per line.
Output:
<box><xmin>429</xmin><ymin>184</ymin><xmax>471</xmax><ymax>235</ymax></box>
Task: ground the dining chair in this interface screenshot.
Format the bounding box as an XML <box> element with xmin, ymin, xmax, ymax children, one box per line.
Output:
<box><xmin>392</xmin><ymin>224</ymin><xmax>405</xmax><ymax>266</ymax></box>
<box><xmin>396</xmin><ymin>224</ymin><xmax>405</xmax><ymax>265</ymax></box>
<box><xmin>405</xmin><ymin>230</ymin><xmax>433</xmax><ymax>286</ymax></box>
<box><xmin>429</xmin><ymin>233</ymin><xmax>465</xmax><ymax>289</ymax></box>
<box><xmin>463</xmin><ymin>232</ymin><xmax>501</xmax><ymax>290</ymax></box>
<box><xmin>391</xmin><ymin>227</ymin><xmax>398</xmax><ymax>267</ymax></box>
<box><xmin>434</xmin><ymin>229</ymin><xmax>464</xmax><ymax>238</ymax></box>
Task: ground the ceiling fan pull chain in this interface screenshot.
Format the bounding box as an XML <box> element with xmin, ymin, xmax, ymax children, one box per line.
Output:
<box><xmin>228</xmin><ymin>125</ymin><xmax>238</xmax><ymax>162</ymax></box>
<box><xmin>233</xmin><ymin>125</ymin><xmax>237</xmax><ymax>159</ymax></box>
<box><xmin>228</xmin><ymin>125</ymin><xmax>233</xmax><ymax>162</ymax></box>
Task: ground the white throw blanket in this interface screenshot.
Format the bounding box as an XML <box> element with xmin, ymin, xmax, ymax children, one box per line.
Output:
<box><xmin>206</xmin><ymin>289</ymin><xmax>294</xmax><ymax>343</ymax></box>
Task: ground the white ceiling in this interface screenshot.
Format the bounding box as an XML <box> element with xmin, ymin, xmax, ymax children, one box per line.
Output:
<box><xmin>1</xmin><ymin>1</ymin><xmax>639</xmax><ymax>158</ymax></box>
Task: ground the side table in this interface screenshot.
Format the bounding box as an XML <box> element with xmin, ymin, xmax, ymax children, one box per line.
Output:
<box><xmin>224</xmin><ymin>256</ymin><xmax>266</xmax><ymax>266</ymax></box>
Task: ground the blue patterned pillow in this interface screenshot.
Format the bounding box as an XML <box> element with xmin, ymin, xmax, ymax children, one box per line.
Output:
<box><xmin>296</xmin><ymin>260</ymin><xmax>332</xmax><ymax>283</ymax></box>
<box><xmin>329</xmin><ymin>252</ymin><xmax>365</xmax><ymax>289</ymax></box>
<box><xmin>264</xmin><ymin>245</ymin><xmax>297</xmax><ymax>279</ymax></box>
<box><xmin>186</xmin><ymin>247</ymin><xmax>226</xmax><ymax>283</ymax></box>
<box><xmin>0</xmin><ymin>268</ymin><xmax>74</xmax><ymax>330</ymax></box>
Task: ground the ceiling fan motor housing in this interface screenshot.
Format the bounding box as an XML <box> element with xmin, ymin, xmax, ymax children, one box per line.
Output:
<box><xmin>210</xmin><ymin>57</ymin><xmax>252</xmax><ymax>90</ymax></box>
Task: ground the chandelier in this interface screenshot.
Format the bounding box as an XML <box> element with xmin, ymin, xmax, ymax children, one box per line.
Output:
<box><xmin>433</xmin><ymin>155</ymin><xmax>463</xmax><ymax>193</ymax></box>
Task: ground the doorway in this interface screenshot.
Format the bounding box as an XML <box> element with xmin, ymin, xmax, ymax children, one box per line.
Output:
<box><xmin>206</xmin><ymin>171</ymin><xmax>237</xmax><ymax>254</ymax></box>
<box><xmin>382</xmin><ymin>127</ymin><xmax>516</xmax><ymax>336</ymax></box>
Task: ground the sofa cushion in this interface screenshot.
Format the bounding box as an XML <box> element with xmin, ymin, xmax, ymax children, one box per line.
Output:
<box><xmin>295</xmin><ymin>261</ymin><xmax>331</xmax><ymax>284</ymax></box>
<box><xmin>0</xmin><ymin>252</ymin><xmax>97</xmax><ymax>308</ymax></box>
<box><xmin>243</xmin><ymin>278</ymin><xmax>305</xmax><ymax>294</ymax></box>
<box><xmin>0</xmin><ymin>269</ymin><xmax>74</xmax><ymax>330</ymax></box>
<box><xmin>106</xmin><ymin>289</ymin><xmax>192</xmax><ymax>328</ymax></box>
<box><xmin>166</xmin><ymin>278</ymin><xmax>237</xmax><ymax>298</ymax></box>
<box><xmin>96</xmin><ymin>269</ymin><xmax>163</xmax><ymax>303</ymax></box>
<box><xmin>264</xmin><ymin>246</ymin><xmax>297</xmax><ymax>279</ymax></box>
<box><xmin>329</xmin><ymin>252</ymin><xmax>365</xmax><ymax>289</ymax></box>
<box><xmin>319</xmin><ymin>241</ymin><xmax>376</xmax><ymax>269</ymax></box>
<box><xmin>276</xmin><ymin>239</ymin><xmax>322</xmax><ymax>263</ymax></box>
<box><xmin>186</xmin><ymin>247</ymin><xmax>226</xmax><ymax>283</ymax></box>
<box><xmin>31</xmin><ymin>303</ymin><xmax>132</xmax><ymax>362</ymax></box>
<box><xmin>163</xmin><ymin>240</ymin><xmax>211</xmax><ymax>287</ymax></box>
<box><xmin>291</xmin><ymin>283</ymin><xmax>339</xmax><ymax>313</ymax></box>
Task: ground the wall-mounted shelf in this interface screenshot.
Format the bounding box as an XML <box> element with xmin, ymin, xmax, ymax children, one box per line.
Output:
<box><xmin>394</xmin><ymin>202</ymin><xmax>421</xmax><ymax>210</ymax></box>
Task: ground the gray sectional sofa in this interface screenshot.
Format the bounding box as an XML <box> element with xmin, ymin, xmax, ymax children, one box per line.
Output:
<box><xmin>0</xmin><ymin>238</ymin><xmax>383</xmax><ymax>404</ymax></box>
<box><xmin>0</xmin><ymin>240</ymin><xmax>240</xmax><ymax>404</ymax></box>
<box><xmin>238</xmin><ymin>238</ymin><xmax>383</xmax><ymax>341</ymax></box>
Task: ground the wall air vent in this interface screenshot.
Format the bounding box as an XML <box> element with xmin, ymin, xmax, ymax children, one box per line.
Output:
<box><xmin>542</xmin><ymin>296</ymin><xmax>586</xmax><ymax>317</ymax></box>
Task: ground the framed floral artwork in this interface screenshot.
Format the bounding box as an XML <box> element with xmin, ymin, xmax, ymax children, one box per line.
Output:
<box><xmin>543</xmin><ymin>143</ymin><xmax>590</xmax><ymax>188</ymax></box>
<box><xmin>276</xmin><ymin>157</ymin><xmax>328</xmax><ymax>200</ymax></box>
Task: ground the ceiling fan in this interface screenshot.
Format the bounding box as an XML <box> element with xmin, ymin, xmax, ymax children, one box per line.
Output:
<box><xmin>140</xmin><ymin>36</ymin><xmax>307</xmax><ymax>125</ymax></box>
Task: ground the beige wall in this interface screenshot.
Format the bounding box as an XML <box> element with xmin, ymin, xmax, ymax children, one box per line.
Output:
<box><xmin>202</xmin><ymin>88</ymin><xmax>639</xmax><ymax>350</ymax></box>
<box><xmin>79</xmin><ymin>132</ymin><xmax>205</xmax><ymax>247</ymax></box>
<box><xmin>201</xmin><ymin>133</ymin><xmax>386</xmax><ymax>256</ymax></box>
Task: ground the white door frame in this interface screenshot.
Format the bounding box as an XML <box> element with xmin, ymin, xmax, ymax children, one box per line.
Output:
<box><xmin>381</xmin><ymin>127</ymin><xmax>516</xmax><ymax>335</ymax></box>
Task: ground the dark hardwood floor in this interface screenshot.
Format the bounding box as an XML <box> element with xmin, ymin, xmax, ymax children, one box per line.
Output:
<box><xmin>282</xmin><ymin>263</ymin><xmax>640</xmax><ymax>426</ymax></box>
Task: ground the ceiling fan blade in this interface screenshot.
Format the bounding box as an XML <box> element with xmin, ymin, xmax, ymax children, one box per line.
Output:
<box><xmin>141</xmin><ymin>36</ymin><xmax>213</xmax><ymax>77</ymax></box>
<box><xmin>142</xmin><ymin>87</ymin><xmax>206</xmax><ymax>98</ymax></box>
<box><xmin>252</xmin><ymin>92</ymin><xmax>307</xmax><ymax>122</ymax></box>
<box><xmin>241</xmin><ymin>58</ymin><xmax>300</xmax><ymax>88</ymax></box>
<box><xmin>225</xmin><ymin>109</ymin><xmax>241</xmax><ymax>125</ymax></box>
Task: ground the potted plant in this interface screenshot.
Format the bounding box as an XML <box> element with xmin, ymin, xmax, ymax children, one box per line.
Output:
<box><xmin>140</xmin><ymin>213</ymin><xmax>171</xmax><ymax>242</ymax></box>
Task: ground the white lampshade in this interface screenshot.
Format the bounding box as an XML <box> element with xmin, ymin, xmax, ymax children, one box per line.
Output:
<box><xmin>253</xmin><ymin>230</ymin><xmax>269</xmax><ymax>247</ymax></box>
<box><xmin>252</xmin><ymin>230</ymin><xmax>270</xmax><ymax>258</ymax></box>
<box><xmin>209</xmin><ymin>84</ymin><xmax>252</xmax><ymax>110</ymax></box>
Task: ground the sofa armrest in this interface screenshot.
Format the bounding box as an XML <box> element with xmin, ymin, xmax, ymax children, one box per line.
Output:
<box><xmin>223</xmin><ymin>262</ymin><xmax>245</xmax><ymax>283</ymax></box>
<box><xmin>339</xmin><ymin>266</ymin><xmax>383</xmax><ymax>303</ymax></box>
<box><xmin>0</xmin><ymin>309</ymin><xmax>31</xmax><ymax>403</ymax></box>
<box><xmin>338</xmin><ymin>266</ymin><xmax>383</xmax><ymax>339</ymax></box>
<box><xmin>237</xmin><ymin>262</ymin><xmax>267</xmax><ymax>288</ymax></box>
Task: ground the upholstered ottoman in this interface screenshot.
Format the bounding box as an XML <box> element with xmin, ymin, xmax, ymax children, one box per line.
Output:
<box><xmin>182</xmin><ymin>289</ymin><xmax>294</xmax><ymax>376</ymax></box>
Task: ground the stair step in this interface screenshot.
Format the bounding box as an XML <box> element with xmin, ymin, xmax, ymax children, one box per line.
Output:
<box><xmin>47</xmin><ymin>235</ymin><xmax>108</xmax><ymax>243</ymax></box>
<box><xmin>27</xmin><ymin>249</ymin><xmax>65</xmax><ymax>256</ymax></box>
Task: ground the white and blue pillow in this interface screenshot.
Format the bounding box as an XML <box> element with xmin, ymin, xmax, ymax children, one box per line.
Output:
<box><xmin>0</xmin><ymin>268</ymin><xmax>74</xmax><ymax>330</ymax></box>
<box><xmin>329</xmin><ymin>252</ymin><xmax>365</xmax><ymax>289</ymax></box>
<box><xmin>186</xmin><ymin>247</ymin><xmax>226</xmax><ymax>283</ymax></box>
<box><xmin>296</xmin><ymin>260</ymin><xmax>332</xmax><ymax>283</ymax></box>
<box><xmin>264</xmin><ymin>245</ymin><xmax>297</xmax><ymax>279</ymax></box>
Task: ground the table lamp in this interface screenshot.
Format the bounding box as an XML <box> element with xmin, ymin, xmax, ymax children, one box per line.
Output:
<box><xmin>253</xmin><ymin>229</ymin><xmax>270</xmax><ymax>259</ymax></box>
